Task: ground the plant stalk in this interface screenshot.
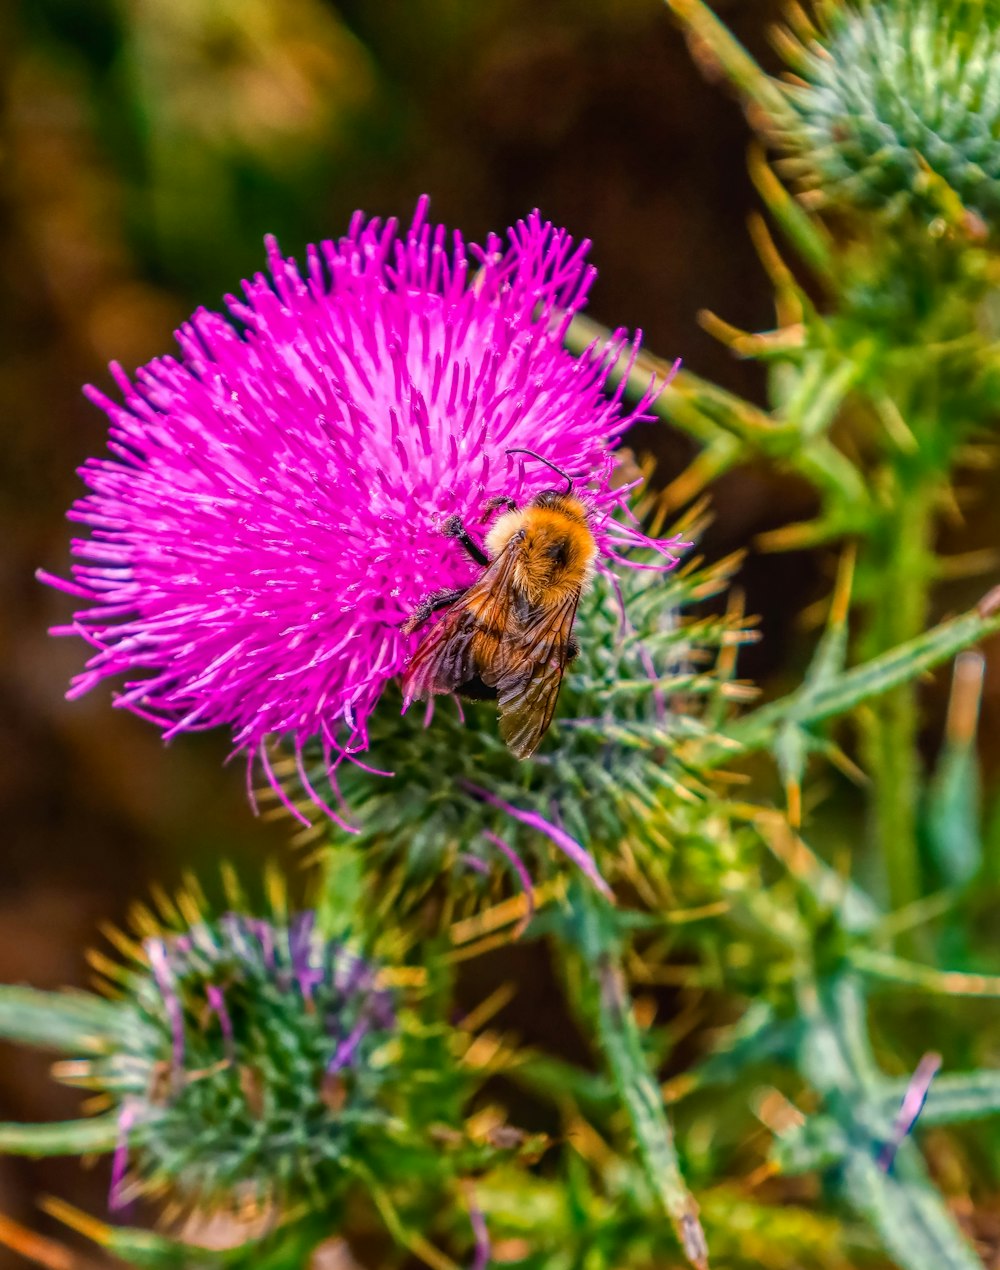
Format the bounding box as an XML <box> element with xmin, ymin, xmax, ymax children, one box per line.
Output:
<box><xmin>594</xmin><ymin>951</ymin><xmax>709</xmax><ymax>1270</ymax></box>
<box><xmin>861</xmin><ymin>474</ymin><xmax>938</xmax><ymax>919</ymax></box>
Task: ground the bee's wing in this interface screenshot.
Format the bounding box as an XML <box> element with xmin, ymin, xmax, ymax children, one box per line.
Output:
<box><xmin>488</xmin><ymin>587</ymin><xmax>582</xmax><ymax>759</ymax></box>
<box><xmin>401</xmin><ymin>604</ymin><xmax>478</xmax><ymax>703</ymax></box>
<box><xmin>402</xmin><ymin>547</ymin><xmax>520</xmax><ymax>703</ymax></box>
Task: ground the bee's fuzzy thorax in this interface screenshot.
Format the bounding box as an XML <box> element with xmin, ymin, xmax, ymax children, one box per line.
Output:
<box><xmin>485</xmin><ymin>494</ymin><xmax>597</xmax><ymax>606</ymax></box>
<box><xmin>483</xmin><ymin>509</ymin><xmax>527</xmax><ymax>559</ymax></box>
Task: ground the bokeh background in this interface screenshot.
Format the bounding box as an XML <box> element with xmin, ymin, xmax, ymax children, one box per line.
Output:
<box><xmin>5</xmin><ymin>0</ymin><xmax>1000</xmax><ymax>1263</ymax></box>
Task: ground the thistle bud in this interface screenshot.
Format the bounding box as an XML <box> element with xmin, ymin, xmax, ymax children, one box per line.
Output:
<box><xmin>777</xmin><ymin>0</ymin><xmax>1000</xmax><ymax>229</ymax></box>
<box><xmin>87</xmin><ymin>906</ymin><xmax>399</xmax><ymax>1211</ymax></box>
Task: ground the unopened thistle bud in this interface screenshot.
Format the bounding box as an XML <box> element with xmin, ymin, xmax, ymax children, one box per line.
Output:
<box><xmin>777</xmin><ymin>0</ymin><xmax>1000</xmax><ymax>228</ymax></box>
<box><xmin>88</xmin><ymin>907</ymin><xmax>399</xmax><ymax>1211</ymax></box>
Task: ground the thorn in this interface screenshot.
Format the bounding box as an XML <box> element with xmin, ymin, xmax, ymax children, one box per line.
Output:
<box><xmin>746</xmin><ymin>207</ymin><xmax>799</xmax><ymax>318</ymax></box>
<box><xmin>755</xmin><ymin>518</ymin><xmax>836</xmax><ymax>552</ymax></box>
<box><xmin>976</xmin><ymin>583</ymin><xmax>1000</xmax><ymax>618</ymax></box>
<box><xmin>742</xmin><ymin>1159</ymin><xmax>780</xmax><ymax>1191</ymax></box>
<box><xmin>0</xmin><ymin>1211</ymin><xmax>76</xmax><ymax>1270</ymax></box>
<box><xmin>829</xmin><ymin>541</ymin><xmax>856</xmax><ymax>629</ymax></box>
<box><xmin>39</xmin><ymin>1198</ymin><xmax>110</xmax><ymax>1248</ymax></box>
<box><xmin>945</xmin><ymin>652</ymin><xmax>985</xmax><ymax>748</ymax></box>
<box><xmin>697</xmin><ymin>308</ymin><xmax>752</xmax><ymax>350</ymax></box>
<box><xmin>785</xmin><ymin>776</ymin><xmax>802</xmax><ymax>829</ymax></box>
<box><xmin>873</xmin><ymin>395</ymin><xmax>918</xmax><ymax>453</ymax></box>
<box><xmin>822</xmin><ymin>741</ymin><xmax>869</xmax><ymax>787</ymax></box>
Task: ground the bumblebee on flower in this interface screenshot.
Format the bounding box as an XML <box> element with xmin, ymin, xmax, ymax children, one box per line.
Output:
<box><xmin>402</xmin><ymin>449</ymin><xmax>599</xmax><ymax>759</ymax></box>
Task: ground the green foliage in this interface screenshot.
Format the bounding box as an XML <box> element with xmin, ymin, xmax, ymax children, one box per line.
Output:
<box><xmin>9</xmin><ymin>2</ymin><xmax>1000</xmax><ymax>1269</ymax></box>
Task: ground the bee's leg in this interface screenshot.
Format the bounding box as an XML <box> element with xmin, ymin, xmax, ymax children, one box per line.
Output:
<box><xmin>442</xmin><ymin>514</ymin><xmax>489</xmax><ymax>567</ymax></box>
<box><xmin>401</xmin><ymin>587</ymin><xmax>467</xmax><ymax>634</ymax></box>
<box><xmin>481</xmin><ymin>495</ymin><xmax>518</xmax><ymax>518</ymax></box>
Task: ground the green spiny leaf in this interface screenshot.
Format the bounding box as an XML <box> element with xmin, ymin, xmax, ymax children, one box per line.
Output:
<box><xmin>0</xmin><ymin>1112</ymin><xmax>120</xmax><ymax>1157</ymax></box>
<box><xmin>877</xmin><ymin>1069</ymin><xmax>1000</xmax><ymax>1127</ymax></box>
<box><xmin>0</xmin><ymin>986</ymin><xmax>125</xmax><ymax>1054</ymax></box>
<box><xmin>717</xmin><ymin>604</ymin><xmax>1000</xmax><ymax>761</ymax></box>
<box><xmin>840</xmin><ymin>1147</ymin><xmax>982</xmax><ymax>1270</ymax></box>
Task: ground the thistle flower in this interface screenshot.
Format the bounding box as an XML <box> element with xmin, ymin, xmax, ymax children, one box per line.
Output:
<box><xmin>776</xmin><ymin>0</ymin><xmax>1000</xmax><ymax>227</ymax></box>
<box><xmin>40</xmin><ymin>198</ymin><xmax>680</xmax><ymax>789</ymax></box>
<box><xmin>91</xmin><ymin>905</ymin><xmax>398</xmax><ymax>1210</ymax></box>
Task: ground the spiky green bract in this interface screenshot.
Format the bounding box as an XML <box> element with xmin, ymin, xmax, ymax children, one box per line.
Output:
<box><xmin>282</xmin><ymin>525</ymin><xmax>753</xmax><ymax>922</ymax></box>
<box><xmin>778</xmin><ymin>0</ymin><xmax>1000</xmax><ymax>227</ymax></box>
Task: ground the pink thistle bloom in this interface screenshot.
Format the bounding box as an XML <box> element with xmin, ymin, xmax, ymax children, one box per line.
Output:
<box><xmin>40</xmin><ymin>197</ymin><xmax>681</xmax><ymax>780</ymax></box>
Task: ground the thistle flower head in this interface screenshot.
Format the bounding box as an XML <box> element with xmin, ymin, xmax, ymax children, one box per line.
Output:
<box><xmin>41</xmin><ymin>198</ymin><xmax>679</xmax><ymax>775</ymax></box>
<box><xmin>87</xmin><ymin>899</ymin><xmax>401</xmax><ymax>1210</ymax></box>
<box><xmin>777</xmin><ymin>0</ymin><xmax>1000</xmax><ymax>228</ymax></box>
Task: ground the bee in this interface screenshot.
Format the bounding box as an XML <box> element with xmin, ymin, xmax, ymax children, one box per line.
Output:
<box><xmin>401</xmin><ymin>449</ymin><xmax>597</xmax><ymax>758</ymax></box>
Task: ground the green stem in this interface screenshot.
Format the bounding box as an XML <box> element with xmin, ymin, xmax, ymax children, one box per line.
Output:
<box><xmin>861</xmin><ymin>476</ymin><xmax>938</xmax><ymax>918</ymax></box>
<box><xmin>594</xmin><ymin>952</ymin><xmax>709</xmax><ymax>1269</ymax></box>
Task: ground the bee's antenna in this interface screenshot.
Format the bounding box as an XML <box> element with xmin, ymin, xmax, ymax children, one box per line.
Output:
<box><xmin>505</xmin><ymin>448</ymin><xmax>573</xmax><ymax>495</ymax></box>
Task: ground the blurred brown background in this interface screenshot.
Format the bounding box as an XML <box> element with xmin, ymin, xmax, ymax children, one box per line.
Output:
<box><xmin>8</xmin><ymin>0</ymin><xmax>998</xmax><ymax>1261</ymax></box>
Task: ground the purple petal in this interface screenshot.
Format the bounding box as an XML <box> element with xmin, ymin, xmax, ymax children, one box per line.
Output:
<box><xmin>109</xmin><ymin>1100</ymin><xmax>138</xmax><ymax>1211</ymax></box>
<box><xmin>466</xmin><ymin>784</ymin><xmax>611</xmax><ymax>899</ymax></box>
<box><xmin>878</xmin><ymin>1051</ymin><xmax>942</xmax><ymax>1170</ymax></box>
<box><xmin>483</xmin><ymin>831</ymin><xmax>536</xmax><ymax>937</ymax></box>
<box><xmin>249</xmin><ymin>918</ymin><xmax>276</xmax><ymax>970</ymax></box>
<box><xmin>146</xmin><ymin>939</ymin><xmax>185</xmax><ymax>1071</ymax></box>
<box><xmin>458</xmin><ymin>853</ymin><xmax>492</xmax><ymax>876</ymax></box>
<box><xmin>328</xmin><ymin>1018</ymin><xmax>369</xmax><ymax>1073</ymax></box>
<box><xmin>206</xmin><ymin>984</ymin><xmax>236</xmax><ymax>1061</ymax></box>
<box><xmin>334</xmin><ymin>951</ymin><xmax>371</xmax><ymax>998</ymax></box>
<box><xmin>468</xmin><ymin>1194</ymin><xmax>491</xmax><ymax>1270</ymax></box>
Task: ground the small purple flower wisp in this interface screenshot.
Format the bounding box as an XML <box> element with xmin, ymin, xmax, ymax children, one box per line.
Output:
<box><xmin>146</xmin><ymin>938</ymin><xmax>185</xmax><ymax>1072</ymax></box>
<box><xmin>483</xmin><ymin>830</ymin><xmax>536</xmax><ymax>937</ymax></box>
<box><xmin>205</xmin><ymin>984</ymin><xmax>235</xmax><ymax>1061</ymax></box>
<box><xmin>878</xmin><ymin>1051</ymin><xmax>942</xmax><ymax>1171</ymax></box>
<box><xmin>468</xmin><ymin>1190</ymin><xmax>492</xmax><ymax>1270</ymax></box>
<box><xmin>40</xmin><ymin>198</ymin><xmax>681</xmax><ymax>778</ymax></box>
<box><xmin>109</xmin><ymin>1100</ymin><xmax>139</xmax><ymax>1211</ymax></box>
<box><xmin>467</xmin><ymin>782</ymin><xmax>613</xmax><ymax>898</ymax></box>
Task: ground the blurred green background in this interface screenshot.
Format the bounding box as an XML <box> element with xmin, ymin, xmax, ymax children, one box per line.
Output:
<box><xmin>6</xmin><ymin>0</ymin><xmax>1000</xmax><ymax>1263</ymax></box>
